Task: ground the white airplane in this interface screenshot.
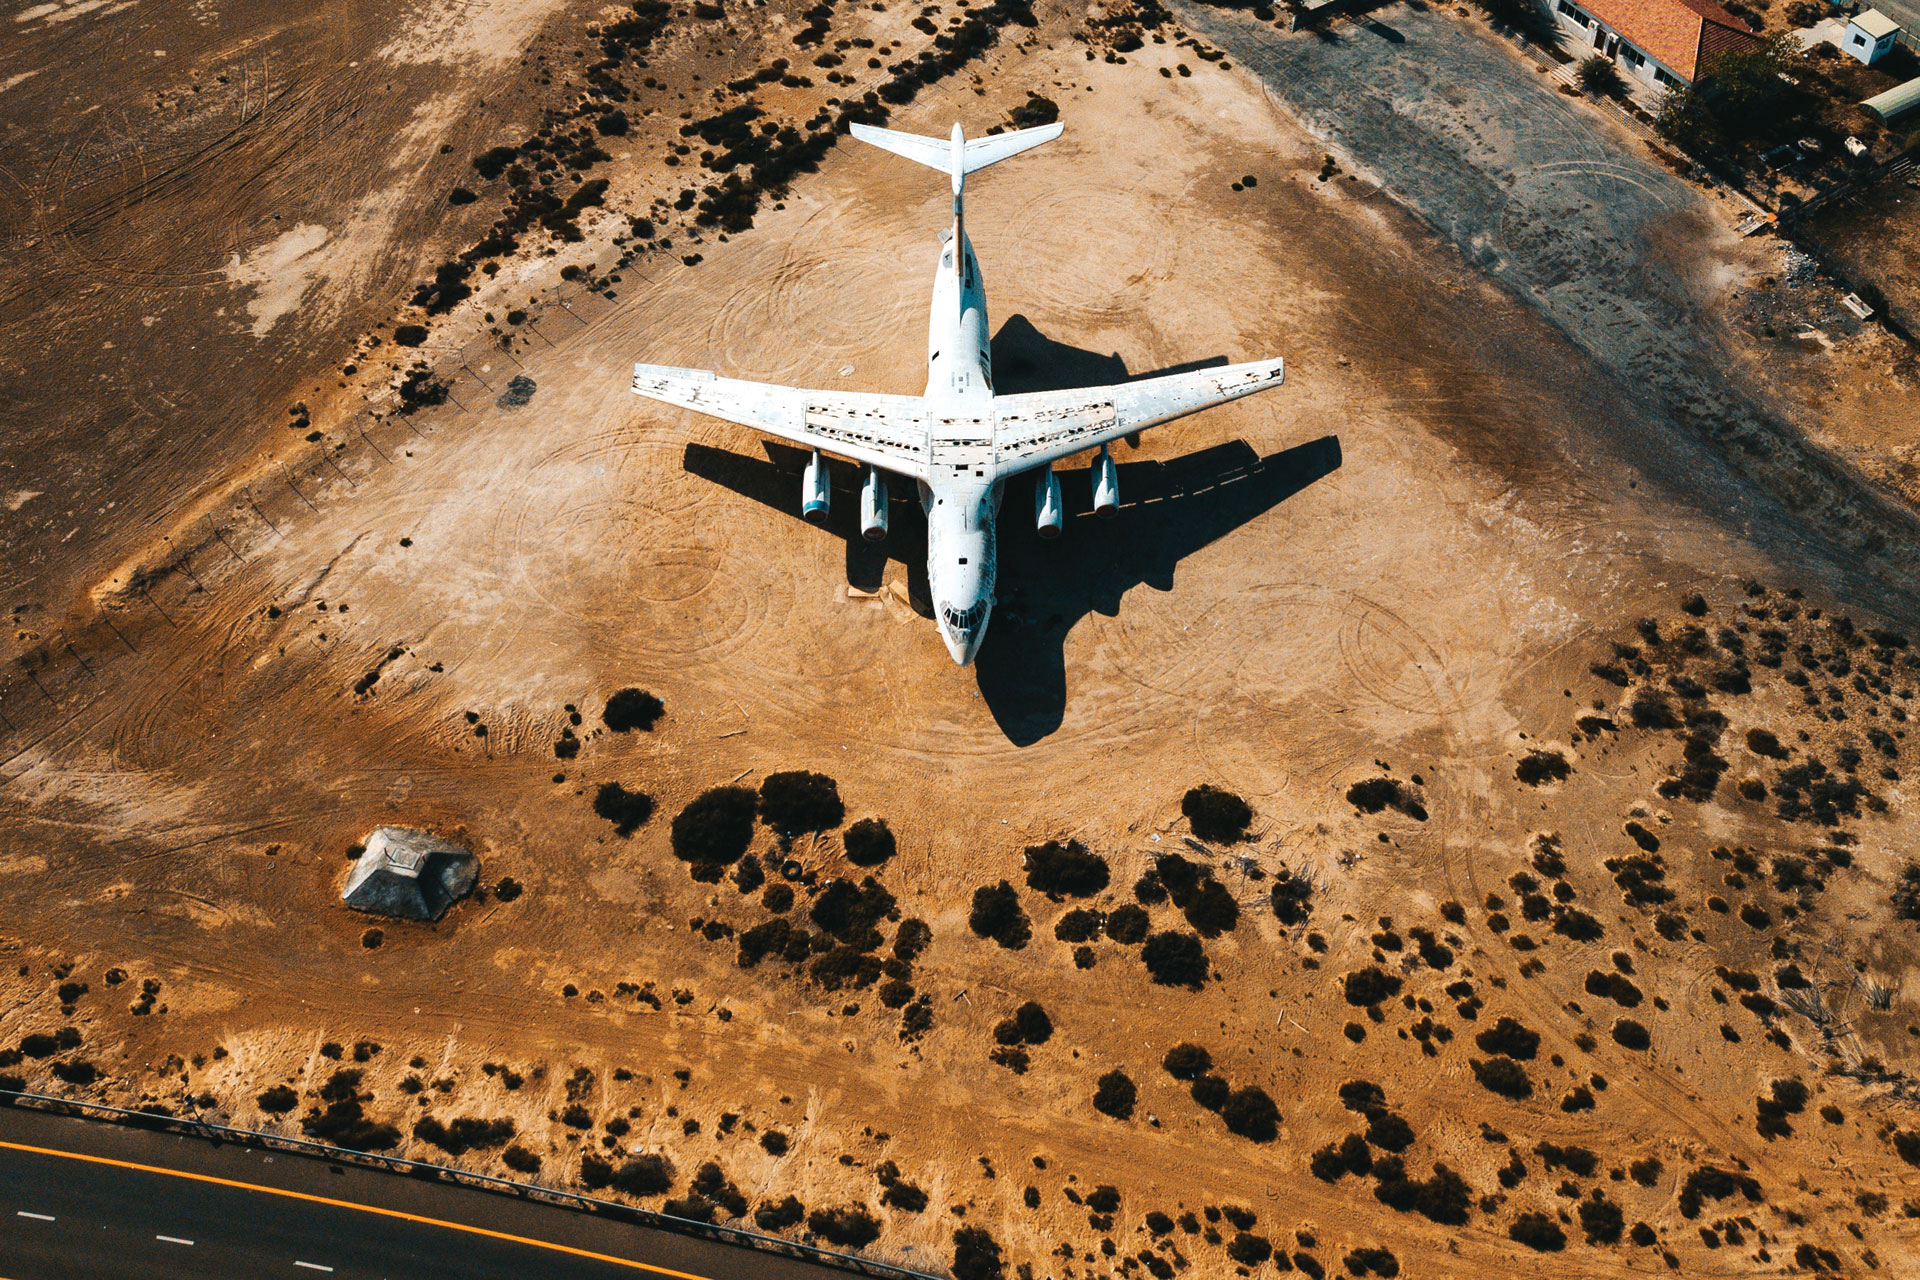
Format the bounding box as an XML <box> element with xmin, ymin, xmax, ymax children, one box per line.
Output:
<box><xmin>631</xmin><ymin>119</ymin><xmax>1285</xmax><ymax>665</ymax></box>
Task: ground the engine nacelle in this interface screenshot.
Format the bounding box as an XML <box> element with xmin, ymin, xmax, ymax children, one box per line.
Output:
<box><xmin>1092</xmin><ymin>446</ymin><xmax>1119</xmax><ymax>519</ymax></box>
<box><xmin>860</xmin><ymin>465</ymin><xmax>889</xmax><ymax>542</ymax></box>
<box><xmin>801</xmin><ymin>449</ymin><xmax>830</xmax><ymax>525</ymax></box>
<box><xmin>1034</xmin><ymin>466</ymin><xmax>1062</xmax><ymax>539</ymax></box>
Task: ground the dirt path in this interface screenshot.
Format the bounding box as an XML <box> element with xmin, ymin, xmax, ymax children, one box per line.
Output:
<box><xmin>1178</xmin><ymin>0</ymin><xmax>1920</xmax><ymax>616</ymax></box>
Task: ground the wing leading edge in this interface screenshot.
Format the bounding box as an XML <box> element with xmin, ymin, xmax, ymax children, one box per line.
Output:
<box><xmin>632</xmin><ymin>363</ymin><xmax>932</xmax><ymax>479</ymax></box>
<box><xmin>991</xmin><ymin>357</ymin><xmax>1285</xmax><ymax>474</ymax></box>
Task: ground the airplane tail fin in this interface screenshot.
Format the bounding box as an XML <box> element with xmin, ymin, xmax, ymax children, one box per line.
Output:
<box><xmin>850</xmin><ymin>121</ymin><xmax>1062</xmax><ymax>189</ymax></box>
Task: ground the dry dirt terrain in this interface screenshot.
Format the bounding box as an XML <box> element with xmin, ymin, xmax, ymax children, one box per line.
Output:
<box><xmin>6</xmin><ymin>1</ymin><xmax>1920</xmax><ymax>1277</ymax></box>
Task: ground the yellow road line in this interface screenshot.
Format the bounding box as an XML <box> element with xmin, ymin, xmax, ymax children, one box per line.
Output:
<box><xmin>0</xmin><ymin>1138</ymin><xmax>713</xmax><ymax>1279</ymax></box>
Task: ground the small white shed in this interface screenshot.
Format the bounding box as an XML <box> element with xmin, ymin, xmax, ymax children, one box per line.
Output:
<box><xmin>1846</xmin><ymin>9</ymin><xmax>1901</xmax><ymax>65</ymax></box>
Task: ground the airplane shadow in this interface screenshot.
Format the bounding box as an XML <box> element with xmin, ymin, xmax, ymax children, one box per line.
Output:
<box><xmin>679</xmin><ymin>318</ymin><xmax>1341</xmax><ymax>745</ymax></box>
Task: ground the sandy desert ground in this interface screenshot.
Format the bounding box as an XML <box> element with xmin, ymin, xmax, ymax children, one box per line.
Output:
<box><xmin>5</xmin><ymin>0</ymin><xmax>1920</xmax><ymax>1276</ymax></box>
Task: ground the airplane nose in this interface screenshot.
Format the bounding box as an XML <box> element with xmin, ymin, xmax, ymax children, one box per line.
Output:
<box><xmin>943</xmin><ymin>627</ymin><xmax>979</xmax><ymax>666</ymax></box>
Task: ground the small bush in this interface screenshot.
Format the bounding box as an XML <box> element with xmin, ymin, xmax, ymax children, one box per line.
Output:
<box><xmin>882</xmin><ymin>1179</ymin><xmax>929</xmax><ymax>1212</ymax></box>
<box><xmin>393</xmin><ymin>324</ymin><xmax>428</xmax><ymax>348</ymax></box>
<box><xmin>1054</xmin><ymin>908</ymin><xmax>1103</xmax><ymax>942</ymax></box>
<box><xmin>952</xmin><ymin>1226</ymin><xmax>1006</xmax><ymax>1280</ymax></box>
<box><xmin>671</xmin><ymin>787</ymin><xmax>757</xmax><ymax>864</ymax></box>
<box><xmin>472</xmin><ymin>145</ymin><xmax>518</xmax><ymax>179</ymax></box>
<box><xmin>258</xmin><ymin>1085</ymin><xmax>299</xmax><ymax>1114</ymax></box>
<box><xmin>760</xmin><ymin>771</ymin><xmax>843</xmax><ymax>834</ymax></box>
<box><xmin>1182</xmin><ymin>785</ymin><xmax>1252</xmax><ymax>843</ymax></box>
<box><xmin>413</xmin><ymin>1114</ymin><xmax>516</xmax><ymax>1155</ymax></box>
<box><xmin>1345</xmin><ymin>777</ymin><xmax>1426</xmax><ymax>819</ymax></box>
<box><xmin>1611</xmin><ymin>1019</ymin><xmax>1651</xmax><ymax>1051</ymax></box>
<box><xmin>1182</xmin><ymin>879</ymin><xmax>1240</xmax><ymax>938</ymax></box>
<box><xmin>1470</xmin><ymin>1057</ymin><xmax>1533</xmax><ymax>1099</ymax></box>
<box><xmin>592</xmin><ymin>782</ymin><xmax>654</xmax><ymax>837</ymax></box>
<box><xmin>1345</xmin><ymin>1246</ymin><xmax>1399</xmax><ymax>1277</ymax></box>
<box><xmin>1162</xmin><ymin>1043</ymin><xmax>1212</xmax><ymax>1080</ymax></box>
<box><xmin>969</xmin><ymin>882</ymin><xmax>1032</xmax><ymax>949</ymax></box>
<box><xmin>893</xmin><ymin>918</ymin><xmax>932</xmax><ymax>961</ymax></box>
<box><xmin>1270</xmin><ymin>870</ymin><xmax>1313</xmax><ymax>924</ymax></box>
<box><xmin>1343</xmin><ymin>967</ymin><xmax>1402</xmax><ymax>1007</ymax></box>
<box><xmin>1105</xmin><ymin>904</ymin><xmax>1150</xmax><ymax>944</ymax></box>
<box><xmin>1578</xmin><ymin>1196</ymin><xmax>1623</xmax><ymax>1244</ymax></box>
<box><xmin>808</xmin><ymin>1205</ymin><xmax>881</xmax><ymax>1247</ymax></box>
<box><xmin>756</xmin><ymin>1195</ymin><xmax>805</xmax><ymax>1230</ymax></box>
<box><xmin>1013</xmin><ymin>1001</ymin><xmax>1053</xmax><ymax>1045</ymax></box>
<box><xmin>1509</xmin><ymin>1212</ymin><xmax>1566</xmax><ymax>1251</ymax></box>
<box><xmin>1228</xmin><ymin>1233</ymin><xmax>1274</xmax><ymax>1264</ymax></box>
<box><xmin>1366</xmin><ymin>1111</ymin><xmax>1415</xmax><ymax>1152</ymax></box>
<box><xmin>603</xmin><ymin>688</ymin><xmax>663</xmax><ymax>731</ymax></box>
<box><xmin>612</xmin><ymin>1153</ymin><xmax>675</xmax><ymax>1197</ymax></box>
<box><xmin>1190</xmin><ymin>1074</ymin><xmax>1231</xmax><ymax>1111</ymax></box>
<box><xmin>1584</xmin><ymin>969</ymin><xmax>1643</xmax><ymax>1007</ymax></box>
<box><xmin>502</xmin><ymin>1143</ymin><xmax>540</xmax><ymax>1174</ymax></box>
<box><xmin>1221</xmin><ymin>1087</ymin><xmax>1280</xmax><ymax>1142</ymax></box>
<box><xmin>1023</xmin><ymin>840</ymin><xmax>1110</xmax><ymax>897</ymax></box>
<box><xmin>1474</xmin><ymin>1016</ymin><xmax>1539</xmax><ymax>1060</ymax></box>
<box><xmin>1576</xmin><ymin>55</ymin><xmax>1621</xmax><ymax>94</ymax></box>
<box><xmin>1093</xmin><ymin>1070</ymin><xmax>1137</xmax><ymax>1119</ymax></box>
<box><xmin>843</xmin><ymin>818</ymin><xmax>896</xmax><ymax>866</ymax></box>
<box><xmin>1141</xmin><ymin>931</ymin><xmax>1208</xmax><ymax>988</ymax></box>
<box><xmin>1678</xmin><ymin>1166</ymin><xmax>1764</xmax><ymax>1218</ymax></box>
<box><xmin>1515</xmin><ymin>750</ymin><xmax>1570</xmax><ymax>786</ymax></box>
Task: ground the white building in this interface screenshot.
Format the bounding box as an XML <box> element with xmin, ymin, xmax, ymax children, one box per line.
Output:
<box><xmin>1548</xmin><ymin>0</ymin><xmax>1765</xmax><ymax>89</ymax></box>
<box><xmin>1845</xmin><ymin>9</ymin><xmax>1901</xmax><ymax>66</ymax></box>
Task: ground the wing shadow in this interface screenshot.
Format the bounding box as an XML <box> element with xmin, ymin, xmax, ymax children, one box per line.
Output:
<box><xmin>682</xmin><ymin>434</ymin><xmax>1343</xmax><ymax>744</ymax></box>
<box><xmin>991</xmin><ymin>313</ymin><xmax>1228</xmax><ymax>395</ymax></box>
<box><xmin>683</xmin><ymin>440</ymin><xmax>931</xmax><ymax>605</ymax></box>
<box><xmin>978</xmin><ymin>435</ymin><xmax>1342</xmax><ymax>744</ymax></box>
<box><xmin>680</xmin><ymin>320</ymin><xmax>1334</xmax><ymax>745</ymax></box>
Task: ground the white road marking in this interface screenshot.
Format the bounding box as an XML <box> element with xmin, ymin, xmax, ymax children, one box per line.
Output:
<box><xmin>155</xmin><ymin>1234</ymin><xmax>195</xmax><ymax>1245</ymax></box>
<box><xmin>293</xmin><ymin>1263</ymin><xmax>335</xmax><ymax>1273</ymax></box>
<box><xmin>16</xmin><ymin>1211</ymin><xmax>56</xmax><ymax>1221</ymax></box>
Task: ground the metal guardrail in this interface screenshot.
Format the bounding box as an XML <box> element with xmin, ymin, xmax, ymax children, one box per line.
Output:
<box><xmin>0</xmin><ymin>1088</ymin><xmax>941</xmax><ymax>1280</ymax></box>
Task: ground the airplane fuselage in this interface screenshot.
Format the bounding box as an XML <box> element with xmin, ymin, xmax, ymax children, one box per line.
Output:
<box><xmin>629</xmin><ymin>116</ymin><xmax>1287</xmax><ymax>669</ymax></box>
<box><xmin>920</xmin><ymin>213</ymin><xmax>1002</xmax><ymax>665</ymax></box>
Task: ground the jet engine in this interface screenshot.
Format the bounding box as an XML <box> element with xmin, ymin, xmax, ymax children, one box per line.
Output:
<box><xmin>802</xmin><ymin>449</ymin><xmax>831</xmax><ymax>525</ymax></box>
<box><xmin>1034</xmin><ymin>466</ymin><xmax>1062</xmax><ymax>539</ymax></box>
<box><xmin>1092</xmin><ymin>445</ymin><xmax>1119</xmax><ymax>519</ymax></box>
<box><xmin>860</xmin><ymin>465</ymin><xmax>889</xmax><ymax>542</ymax></box>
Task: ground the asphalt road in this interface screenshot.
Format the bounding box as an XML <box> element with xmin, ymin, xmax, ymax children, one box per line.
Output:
<box><xmin>0</xmin><ymin>1106</ymin><xmax>869</xmax><ymax>1280</ymax></box>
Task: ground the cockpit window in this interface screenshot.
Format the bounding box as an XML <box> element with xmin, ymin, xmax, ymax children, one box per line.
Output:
<box><xmin>942</xmin><ymin>602</ymin><xmax>987</xmax><ymax>630</ymax></box>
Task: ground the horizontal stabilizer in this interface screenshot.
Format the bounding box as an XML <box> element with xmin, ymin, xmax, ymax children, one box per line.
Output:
<box><xmin>851</xmin><ymin>121</ymin><xmax>1062</xmax><ymax>179</ymax></box>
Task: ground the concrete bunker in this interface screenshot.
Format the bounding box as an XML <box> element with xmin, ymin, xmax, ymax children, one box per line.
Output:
<box><xmin>342</xmin><ymin>827</ymin><xmax>478</xmax><ymax>921</ymax></box>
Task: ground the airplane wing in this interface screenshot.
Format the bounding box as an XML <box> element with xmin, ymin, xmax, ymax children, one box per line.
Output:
<box><xmin>632</xmin><ymin>363</ymin><xmax>930</xmax><ymax>479</ymax></box>
<box><xmin>991</xmin><ymin>357</ymin><xmax>1285</xmax><ymax>475</ymax></box>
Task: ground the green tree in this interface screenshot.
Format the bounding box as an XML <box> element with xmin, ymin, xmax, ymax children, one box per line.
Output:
<box><xmin>1654</xmin><ymin>83</ymin><xmax>1718</xmax><ymax>152</ymax></box>
<box><xmin>1707</xmin><ymin>31</ymin><xmax>1804</xmax><ymax>123</ymax></box>
<box><xmin>1577</xmin><ymin>55</ymin><xmax>1623</xmax><ymax>95</ymax></box>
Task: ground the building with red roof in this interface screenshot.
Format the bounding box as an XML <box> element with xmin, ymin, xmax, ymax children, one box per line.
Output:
<box><xmin>1548</xmin><ymin>0</ymin><xmax>1765</xmax><ymax>88</ymax></box>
